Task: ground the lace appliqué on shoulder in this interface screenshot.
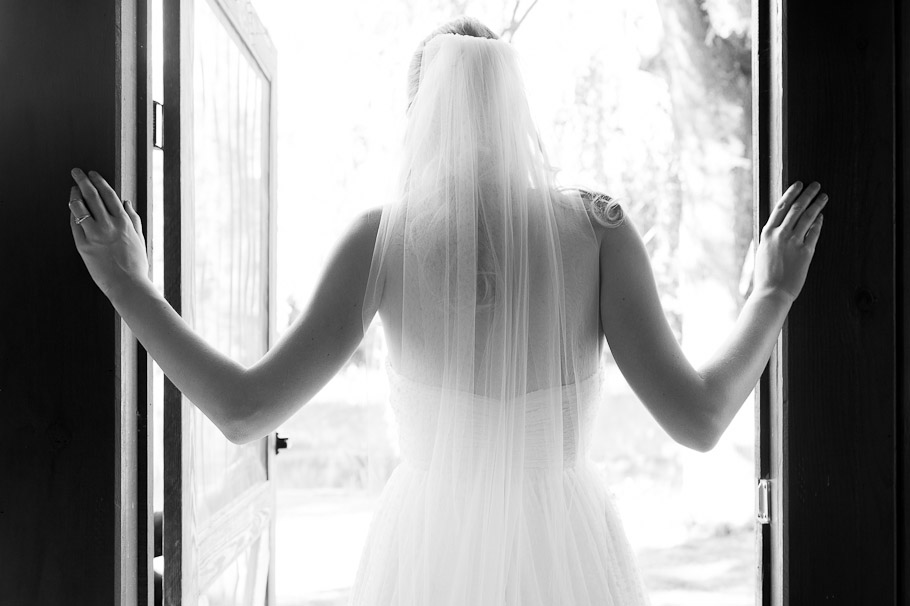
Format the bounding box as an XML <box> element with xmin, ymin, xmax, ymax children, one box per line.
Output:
<box><xmin>579</xmin><ymin>189</ymin><xmax>624</xmax><ymax>228</ymax></box>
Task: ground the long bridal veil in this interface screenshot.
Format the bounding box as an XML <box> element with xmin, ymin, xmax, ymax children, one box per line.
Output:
<box><xmin>357</xmin><ymin>32</ymin><xmax>641</xmax><ymax>604</ymax></box>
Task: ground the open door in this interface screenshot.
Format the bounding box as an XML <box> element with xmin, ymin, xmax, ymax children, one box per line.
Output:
<box><xmin>160</xmin><ymin>0</ymin><xmax>278</xmax><ymax>603</ymax></box>
<box><xmin>753</xmin><ymin>0</ymin><xmax>901</xmax><ymax>603</ymax></box>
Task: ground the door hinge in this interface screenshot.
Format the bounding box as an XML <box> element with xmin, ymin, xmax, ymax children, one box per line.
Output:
<box><xmin>153</xmin><ymin>100</ymin><xmax>164</xmax><ymax>150</ymax></box>
<box><xmin>757</xmin><ymin>478</ymin><xmax>771</xmax><ymax>524</ymax></box>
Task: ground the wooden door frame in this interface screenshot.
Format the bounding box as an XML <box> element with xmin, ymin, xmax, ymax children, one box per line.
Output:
<box><xmin>161</xmin><ymin>0</ymin><xmax>191</xmax><ymax>600</ymax></box>
<box><xmin>752</xmin><ymin>0</ymin><xmax>785</xmax><ymax>602</ymax></box>
<box><xmin>136</xmin><ymin>1</ymin><xmax>156</xmax><ymax>605</ymax></box>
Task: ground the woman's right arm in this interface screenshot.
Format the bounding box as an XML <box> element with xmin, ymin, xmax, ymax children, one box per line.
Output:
<box><xmin>598</xmin><ymin>182</ymin><xmax>826</xmax><ymax>451</ymax></box>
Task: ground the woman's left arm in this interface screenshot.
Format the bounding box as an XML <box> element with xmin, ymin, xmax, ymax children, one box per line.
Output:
<box><xmin>69</xmin><ymin>169</ymin><xmax>382</xmax><ymax>444</ymax></box>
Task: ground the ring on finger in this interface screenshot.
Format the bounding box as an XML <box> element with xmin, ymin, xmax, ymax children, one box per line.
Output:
<box><xmin>75</xmin><ymin>214</ymin><xmax>92</xmax><ymax>224</ymax></box>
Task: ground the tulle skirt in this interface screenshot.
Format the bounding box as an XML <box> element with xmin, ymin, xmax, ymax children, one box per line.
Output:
<box><xmin>349</xmin><ymin>460</ymin><xmax>651</xmax><ymax>606</ymax></box>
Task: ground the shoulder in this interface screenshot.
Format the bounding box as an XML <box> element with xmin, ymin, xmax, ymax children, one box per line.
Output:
<box><xmin>553</xmin><ymin>187</ymin><xmax>627</xmax><ymax>245</ymax></box>
<box><xmin>321</xmin><ymin>207</ymin><xmax>384</xmax><ymax>280</ymax></box>
<box><xmin>556</xmin><ymin>189</ymin><xmax>647</xmax><ymax>282</ymax></box>
<box><xmin>593</xmin><ymin>199</ymin><xmax>650</xmax><ymax>286</ymax></box>
<box><xmin>344</xmin><ymin>206</ymin><xmax>384</xmax><ymax>251</ymax></box>
<box><xmin>353</xmin><ymin>205</ymin><xmax>384</xmax><ymax>232</ymax></box>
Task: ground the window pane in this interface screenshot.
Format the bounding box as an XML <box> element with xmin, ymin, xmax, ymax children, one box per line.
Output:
<box><xmin>199</xmin><ymin>532</ymin><xmax>270</xmax><ymax>606</ymax></box>
<box><xmin>188</xmin><ymin>0</ymin><xmax>270</xmax><ymax>521</ymax></box>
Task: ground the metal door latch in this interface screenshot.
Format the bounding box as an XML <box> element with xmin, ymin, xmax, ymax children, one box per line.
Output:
<box><xmin>275</xmin><ymin>433</ymin><xmax>290</xmax><ymax>455</ymax></box>
<box><xmin>757</xmin><ymin>479</ymin><xmax>771</xmax><ymax>524</ymax></box>
<box><xmin>153</xmin><ymin>101</ymin><xmax>164</xmax><ymax>150</ymax></box>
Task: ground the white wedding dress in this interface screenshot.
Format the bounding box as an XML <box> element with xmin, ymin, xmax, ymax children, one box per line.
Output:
<box><xmin>350</xmin><ymin>361</ymin><xmax>651</xmax><ymax>605</ymax></box>
<box><xmin>350</xmin><ymin>32</ymin><xmax>652</xmax><ymax>605</ymax></box>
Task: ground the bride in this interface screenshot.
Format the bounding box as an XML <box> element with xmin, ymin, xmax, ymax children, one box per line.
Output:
<box><xmin>67</xmin><ymin>16</ymin><xmax>826</xmax><ymax>605</ymax></box>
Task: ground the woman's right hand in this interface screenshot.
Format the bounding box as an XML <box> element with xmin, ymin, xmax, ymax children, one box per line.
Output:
<box><xmin>753</xmin><ymin>180</ymin><xmax>828</xmax><ymax>302</ymax></box>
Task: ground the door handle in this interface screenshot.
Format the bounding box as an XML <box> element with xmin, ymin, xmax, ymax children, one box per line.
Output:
<box><xmin>275</xmin><ymin>433</ymin><xmax>290</xmax><ymax>455</ymax></box>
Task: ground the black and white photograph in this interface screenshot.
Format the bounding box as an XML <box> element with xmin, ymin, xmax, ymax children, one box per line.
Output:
<box><xmin>0</xmin><ymin>0</ymin><xmax>905</xmax><ymax>604</ymax></box>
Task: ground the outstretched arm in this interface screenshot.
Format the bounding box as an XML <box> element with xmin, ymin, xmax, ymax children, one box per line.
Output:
<box><xmin>598</xmin><ymin>182</ymin><xmax>827</xmax><ymax>451</ymax></box>
<box><xmin>69</xmin><ymin>168</ymin><xmax>382</xmax><ymax>444</ymax></box>
<box><xmin>238</xmin><ymin>208</ymin><xmax>383</xmax><ymax>443</ymax></box>
<box><xmin>110</xmin><ymin>210</ymin><xmax>381</xmax><ymax>445</ymax></box>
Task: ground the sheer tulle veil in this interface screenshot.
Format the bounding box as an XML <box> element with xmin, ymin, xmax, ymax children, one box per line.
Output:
<box><xmin>357</xmin><ymin>30</ymin><xmax>638</xmax><ymax>604</ymax></box>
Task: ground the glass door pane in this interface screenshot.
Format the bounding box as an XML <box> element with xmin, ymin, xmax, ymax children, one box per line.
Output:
<box><xmin>188</xmin><ymin>0</ymin><xmax>270</xmax><ymax>524</ymax></box>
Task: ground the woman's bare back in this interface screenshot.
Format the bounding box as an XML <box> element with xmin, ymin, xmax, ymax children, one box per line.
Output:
<box><xmin>377</xmin><ymin>188</ymin><xmax>607</xmax><ymax>391</ymax></box>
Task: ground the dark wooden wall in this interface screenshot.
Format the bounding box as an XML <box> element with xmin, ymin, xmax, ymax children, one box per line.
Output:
<box><xmin>0</xmin><ymin>1</ymin><xmax>148</xmax><ymax>603</ymax></box>
<box><xmin>898</xmin><ymin>0</ymin><xmax>910</xmax><ymax>601</ymax></box>
<box><xmin>757</xmin><ymin>0</ymin><xmax>906</xmax><ymax>602</ymax></box>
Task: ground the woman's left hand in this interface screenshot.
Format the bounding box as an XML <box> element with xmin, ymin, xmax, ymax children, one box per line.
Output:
<box><xmin>68</xmin><ymin>168</ymin><xmax>150</xmax><ymax>299</ymax></box>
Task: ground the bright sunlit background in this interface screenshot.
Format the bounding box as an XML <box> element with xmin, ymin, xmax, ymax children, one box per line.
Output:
<box><xmin>156</xmin><ymin>0</ymin><xmax>756</xmax><ymax>604</ymax></box>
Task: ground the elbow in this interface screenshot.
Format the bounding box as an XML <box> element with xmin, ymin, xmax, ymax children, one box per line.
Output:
<box><xmin>225</xmin><ymin>421</ymin><xmax>268</xmax><ymax>446</ymax></box>
<box><xmin>221</xmin><ymin>375</ymin><xmax>293</xmax><ymax>445</ymax></box>
<box><xmin>674</xmin><ymin>408</ymin><xmax>723</xmax><ymax>453</ymax></box>
<box><xmin>222</xmin><ymin>399</ymin><xmax>258</xmax><ymax>446</ymax></box>
<box><xmin>682</xmin><ymin>429</ymin><xmax>720</xmax><ymax>453</ymax></box>
<box><xmin>224</xmin><ymin>410</ymin><xmax>269</xmax><ymax>446</ymax></box>
<box><xmin>223</xmin><ymin>417</ymin><xmax>251</xmax><ymax>445</ymax></box>
<box><xmin>225</xmin><ymin>426</ymin><xmax>252</xmax><ymax>446</ymax></box>
<box><xmin>222</xmin><ymin>375</ymin><xmax>266</xmax><ymax>445</ymax></box>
